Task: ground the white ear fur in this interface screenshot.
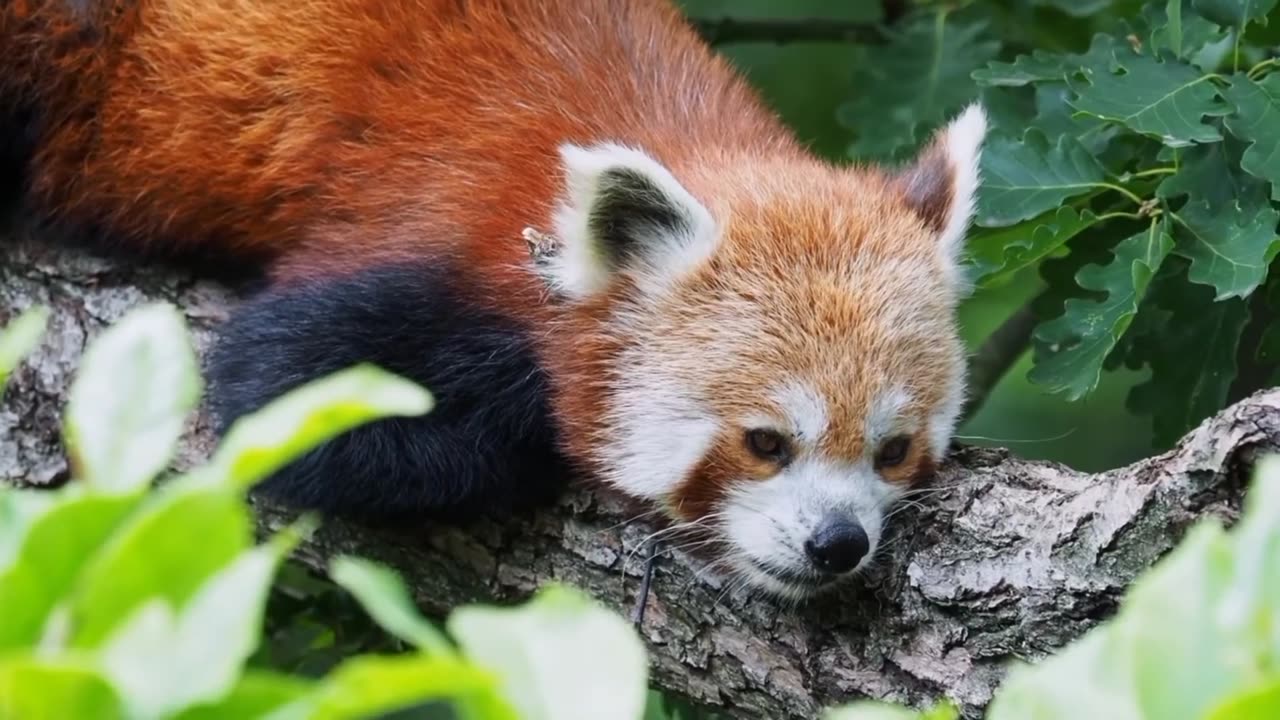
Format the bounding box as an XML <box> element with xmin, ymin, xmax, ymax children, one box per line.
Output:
<box><xmin>896</xmin><ymin>103</ymin><xmax>987</xmax><ymax>270</ymax></box>
<box><xmin>939</xmin><ymin>103</ymin><xmax>987</xmax><ymax>257</ymax></box>
<box><xmin>546</xmin><ymin>142</ymin><xmax>718</xmax><ymax>299</ymax></box>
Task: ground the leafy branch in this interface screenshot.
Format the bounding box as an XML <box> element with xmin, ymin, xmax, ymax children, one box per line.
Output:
<box><xmin>939</xmin><ymin>0</ymin><xmax>1280</xmax><ymax>444</ymax></box>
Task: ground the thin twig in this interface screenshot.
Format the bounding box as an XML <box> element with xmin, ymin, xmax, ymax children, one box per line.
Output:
<box><xmin>630</xmin><ymin>540</ymin><xmax>660</xmax><ymax>628</ymax></box>
<box><xmin>1229</xmin><ymin>282</ymin><xmax>1277</xmax><ymax>405</ymax></box>
<box><xmin>691</xmin><ymin>17</ymin><xmax>889</xmax><ymax>46</ymax></box>
<box><xmin>962</xmin><ymin>299</ymin><xmax>1041</xmax><ymax>423</ymax></box>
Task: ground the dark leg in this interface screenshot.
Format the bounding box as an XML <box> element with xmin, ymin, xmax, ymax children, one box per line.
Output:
<box><xmin>206</xmin><ymin>262</ymin><xmax>571</xmax><ymax>523</ymax></box>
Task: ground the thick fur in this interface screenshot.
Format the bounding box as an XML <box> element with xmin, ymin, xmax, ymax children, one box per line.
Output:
<box><xmin>207</xmin><ymin>262</ymin><xmax>568</xmax><ymax>521</ymax></box>
<box><xmin>3</xmin><ymin>0</ymin><xmax>985</xmax><ymax>598</ymax></box>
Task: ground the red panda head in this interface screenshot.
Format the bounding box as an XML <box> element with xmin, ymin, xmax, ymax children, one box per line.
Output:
<box><xmin>538</xmin><ymin>105</ymin><xmax>987</xmax><ymax>600</ymax></box>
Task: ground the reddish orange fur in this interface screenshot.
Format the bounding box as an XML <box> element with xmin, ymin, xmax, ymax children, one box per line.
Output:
<box><xmin>3</xmin><ymin>0</ymin><xmax>817</xmax><ymax>493</ymax></box>
<box><xmin>5</xmin><ymin>1</ymin><xmax>795</xmax><ymax>288</ymax></box>
<box><xmin>5</xmin><ymin>2</ymin><xmax>973</xmax><ymax>591</ymax></box>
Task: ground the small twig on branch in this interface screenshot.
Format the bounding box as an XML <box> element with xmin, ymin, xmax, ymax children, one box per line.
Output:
<box><xmin>630</xmin><ymin>540</ymin><xmax>660</xmax><ymax>627</ymax></box>
<box><xmin>690</xmin><ymin>17</ymin><xmax>888</xmax><ymax>46</ymax></box>
<box><xmin>962</xmin><ymin>300</ymin><xmax>1040</xmax><ymax>423</ymax></box>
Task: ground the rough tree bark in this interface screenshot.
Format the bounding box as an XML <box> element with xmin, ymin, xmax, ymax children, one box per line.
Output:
<box><xmin>3</xmin><ymin>227</ymin><xmax>1278</xmax><ymax>719</ymax></box>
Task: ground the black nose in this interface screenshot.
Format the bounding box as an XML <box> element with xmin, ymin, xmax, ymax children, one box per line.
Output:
<box><xmin>804</xmin><ymin>517</ymin><xmax>870</xmax><ymax>574</ymax></box>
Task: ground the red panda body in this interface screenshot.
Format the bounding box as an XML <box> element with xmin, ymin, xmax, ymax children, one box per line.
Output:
<box><xmin>3</xmin><ymin>0</ymin><xmax>988</xmax><ymax>598</ymax></box>
<box><xmin>7</xmin><ymin>0</ymin><xmax>791</xmax><ymax>291</ymax></box>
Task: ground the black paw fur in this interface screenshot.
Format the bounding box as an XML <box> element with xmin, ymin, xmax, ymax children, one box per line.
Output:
<box><xmin>206</xmin><ymin>262</ymin><xmax>571</xmax><ymax>523</ymax></box>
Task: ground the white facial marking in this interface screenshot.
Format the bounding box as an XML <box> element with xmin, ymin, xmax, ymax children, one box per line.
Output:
<box><xmin>772</xmin><ymin>380</ymin><xmax>828</xmax><ymax>443</ymax></box>
<box><xmin>600</xmin><ymin>358</ymin><xmax>718</xmax><ymax>501</ymax></box>
<box><xmin>865</xmin><ymin>385</ymin><xmax>914</xmax><ymax>448</ymax></box>
<box><xmin>548</xmin><ymin>142</ymin><xmax>718</xmax><ymax>299</ymax></box>
<box><xmin>720</xmin><ymin>456</ymin><xmax>902</xmax><ymax>597</ymax></box>
<box><xmin>928</xmin><ymin>358</ymin><xmax>967</xmax><ymax>459</ymax></box>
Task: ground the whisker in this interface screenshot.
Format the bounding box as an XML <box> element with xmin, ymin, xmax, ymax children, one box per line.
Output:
<box><xmin>601</xmin><ymin>507</ymin><xmax>667</xmax><ymax>533</ymax></box>
<box><xmin>897</xmin><ymin>482</ymin><xmax>963</xmax><ymax>497</ymax></box>
<box><xmin>954</xmin><ymin>427</ymin><xmax>1077</xmax><ymax>444</ymax></box>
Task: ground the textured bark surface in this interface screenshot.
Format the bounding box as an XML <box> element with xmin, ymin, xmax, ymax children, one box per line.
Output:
<box><xmin>3</xmin><ymin>228</ymin><xmax>1278</xmax><ymax>719</ymax></box>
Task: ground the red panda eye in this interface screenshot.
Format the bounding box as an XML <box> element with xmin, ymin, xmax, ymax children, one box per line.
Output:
<box><xmin>875</xmin><ymin>436</ymin><xmax>912</xmax><ymax>469</ymax></box>
<box><xmin>745</xmin><ymin>429</ymin><xmax>788</xmax><ymax>461</ymax></box>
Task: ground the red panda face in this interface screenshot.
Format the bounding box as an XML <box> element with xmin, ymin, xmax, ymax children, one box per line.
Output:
<box><xmin>540</xmin><ymin>106</ymin><xmax>986</xmax><ymax>600</ymax></box>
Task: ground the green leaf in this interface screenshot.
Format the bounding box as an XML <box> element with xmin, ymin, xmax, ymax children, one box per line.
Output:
<box><xmin>1069</xmin><ymin>47</ymin><xmax>1230</xmax><ymax>146</ymax></box>
<box><xmin>1204</xmin><ymin>680</ymin><xmax>1280</xmax><ymax>720</ymax></box>
<box><xmin>1248</xmin><ymin>4</ymin><xmax>1280</xmax><ymax>43</ymax></box>
<box><xmin>966</xmin><ymin>207</ymin><xmax>1099</xmax><ymax>287</ymax></box>
<box><xmin>67</xmin><ymin>482</ymin><xmax>252</xmax><ymax>648</ymax></box>
<box><xmin>841</xmin><ymin>12</ymin><xmax>998</xmax><ymax>160</ymax></box>
<box><xmin>972</xmin><ymin>33</ymin><xmax>1118</xmax><ymax>89</ymax></box>
<box><xmin>1145</xmin><ymin>0</ymin><xmax>1230</xmax><ymax>67</ymax></box>
<box><xmin>1166</xmin><ymin>0</ymin><xmax>1185</xmax><ymax>55</ymax></box>
<box><xmin>0</xmin><ymin>656</ymin><xmax>126</xmax><ymax>720</ymax></box>
<box><xmin>63</xmin><ymin>302</ymin><xmax>200</xmax><ymax>493</ymax></box>
<box><xmin>1032</xmin><ymin>83</ymin><xmax>1116</xmax><ymax>155</ymax></box>
<box><xmin>286</xmin><ymin>654</ymin><xmax>516</xmax><ymax>720</ymax></box>
<box><xmin>972</xmin><ymin>51</ymin><xmax>1069</xmax><ymax>87</ymax></box>
<box><xmin>987</xmin><ymin>630</ymin><xmax>1138</xmax><ymax>720</ymax></box>
<box><xmin>0</xmin><ymin>492</ymin><xmax>55</xmax><ymax>573</ymax></box>
<box><xmin>207</xmin><ymin>364</ymin><xmax>432</xmax><ymax>492</ymax></box>
<box><xmin>1123</xmin><ymin>524</ymin><xmax>1248</xmax><ymax>720</ymax></box>
<box><xmin>1223</xmin><ymin>74</ymin><xmax>1280</xmax><ymax>201</ymax></box>
<box><xmin>1172</xmin><ymin>199</ymin><xmax>1280</xmax><ymax>300</ymax></box>
<box><xmin>448</xmin><ymin>584</ymin><xmax>649</xmax><ymax>720</ymax></box>
<box><xmin>0</xmin><ymin>487</ymin><xmax>140</xmax><ymax>650</ymax></box>
<box><xmin>978</xmin><ymin>84</ymin><xmax>1037</xmax><ymax>138</ymax></box>
<box><xmin>329</xmin><ymin>556</ymin><xmax>454</xmax><ymax>656</ymax></box>
<box><xmin>99</xmin><ymin>533</ymin><xmax>298</xmax><ymax>719</ymax></box>
<box><xmin>172</xmin><ymin>671</ymin><xmax>313</xmax><ymax>720</ymax></box>
<box><xmin>825</xmin><ymin>700</ymin><xmax>958</xmax><ymax>720</ymax></box>
<box><xmin>1127</xmin><ymin>280</ymin><xmax>1250</xmax><ymax>445</ymax></box>
<box><xmin>1158</xmin><ymin>140</ymin><xmax>1270</xmax><ymax>209</ymax></box>
<box><xmin>0</xmin><ymin>306</ymin><xmax>48</xmax><ymax>391</ymax></box>
<box><xmin>1215</xmin><ymin>454</ymin><xmax>1280</xmax><ymax>666</ymax></box>
<box><xmin>1118</xmin><ymin>454</ymin><xmax>1279</xmax><ymax>719</ymax></box>
<box><xmin>1194</xmin><ymin>0</ymin><xmax>1279</xmax><ymax>28</ymax></box>
<box><xmin>976</xmin><ymin>130</ymin><xmax>1108</xmax><ymax>227</ymax></box>
<box><xmin>1030</xmin><ymin>219</ymin><xmax>1175</xmax><ymax>400</ymax></box>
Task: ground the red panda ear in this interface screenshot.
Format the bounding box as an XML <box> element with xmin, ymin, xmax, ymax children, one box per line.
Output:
<box><xmin>893</xmin><ymin>104</ymin><xmax>987</xmax><ymax>273</ymax></box>
<box><xmin>546</xmin><ymin>143</ymin><xmax>718</xmax><ymax>299</ymax></box>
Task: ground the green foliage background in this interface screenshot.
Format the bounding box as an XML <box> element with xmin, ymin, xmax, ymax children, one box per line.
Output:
<box><xmin>681</xmin><ymin>0</ymin><xmax>1280</xmax><ymax>472</ymax></box>
<box><xmin>4</xmin><ymin>1</ymin><xmax>1280</xmax><ymax>718</ymax></box>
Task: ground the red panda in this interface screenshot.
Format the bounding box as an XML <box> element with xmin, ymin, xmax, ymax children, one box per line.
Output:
<box><xmin>2</xmin><ymin>0</ymin><xmax>986</xmax><ymax>599</ymax></box>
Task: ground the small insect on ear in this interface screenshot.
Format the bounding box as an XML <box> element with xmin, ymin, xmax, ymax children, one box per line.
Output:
<box><xmin>893</xmin><ymin>103</ymin><xmax>987</xmax><ymax>277</ymax></box>
<box><xmin>545</xmin><ymin>142</ymin><xmax>718</xmax><ymax>299</ymax></box>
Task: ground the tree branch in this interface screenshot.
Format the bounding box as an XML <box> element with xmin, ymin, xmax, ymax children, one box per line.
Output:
<box><xmin>4</xmin><ymin>230</ymin><xmax>1278</xmax><ymax>719</ymax></box>
<box><xmin>691</xmin><ymin>17</ymin><xmax>888</xmax><ymax>46</ymax></box>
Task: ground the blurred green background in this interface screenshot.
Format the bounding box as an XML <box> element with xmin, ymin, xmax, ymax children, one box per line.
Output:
<box><xmin>676</xmin><ymin>0</ymin><xmax>1155</xmax><ymax>473</ymax></box>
